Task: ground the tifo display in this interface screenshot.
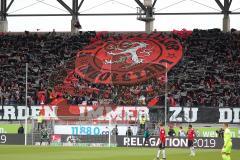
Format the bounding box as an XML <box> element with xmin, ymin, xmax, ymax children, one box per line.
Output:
<box><xmin>1</xmin><ymin>29</ymin><xmax>240</xmax><ymax>160</ymax></box>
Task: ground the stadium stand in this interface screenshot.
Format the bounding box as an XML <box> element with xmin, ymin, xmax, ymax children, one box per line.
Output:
<box><xmin>0</xmin><ymin>31</ymin><xmax>96</xmax><ymax>105</ymax></box>
<box><xmin>1</xmin><ymin>29</ymin><xmax>240</xmax><ymax>107</ymax></box>
<box><xmin>168</xmin><ymin>29</ymin><xmax>240</xmax><ymax>108</ymax></box>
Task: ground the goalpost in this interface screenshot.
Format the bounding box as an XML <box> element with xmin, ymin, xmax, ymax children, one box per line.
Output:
<box><xmin>28</xmin><ymin>115</ymin><xmax>120</xmax><ymax>147</ymax></box>
<box><xmin>24</xmin><ymin>63</ymin><xmax>28</xmax><ymax>146</ymax></box>
<box><xmin>164</xmin><ymin>63</ymin><xmax>168</xmax><ymax>126</ymax></box>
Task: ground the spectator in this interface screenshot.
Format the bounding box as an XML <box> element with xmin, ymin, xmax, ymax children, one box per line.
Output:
<box><xmin>18</xmin><ymin>124</ymin><xmax>24</xmax><ymax>134</ymax></box>
<box><xmin>195</xmin><ymin>129</ymin><xmax>200</xmax><ymax>137</ymax></box>
<box><xmin>140</xmin><ymin>115</ymin><xmax>147</xmax><ymax>131</ymax></box>
<box><xmin>126</xmin><ymin>126</ymin><xmax>133</xmax><ymax>137</ymax></box>
<box><xmin>178</xmin><ymin>126</ymin><xmax>186</xmax><ymax>137</ymax></box>
<box><xmin>168</xmin><ymin>127</ymin><xmax>176</xmax><ymax>137</ymax></box>
<box><xmin>111</xmin><ymin>125</ymin><xmax>118</xmax><ymax>136</ymax></box>
<box><xmin>216</xmin><ymin>128</ymin><xmax>224</xmax><ymax>138</ymax></box>
<box><xmin>37</xmin><ymin>114</ymin><xmax>44</xmax><ymax>131</ymax></box>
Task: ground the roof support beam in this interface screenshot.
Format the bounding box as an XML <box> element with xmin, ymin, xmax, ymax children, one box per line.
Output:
<box><xmin>1</xmin><ymin>0</ymin><xmax>7</xmax><ymax>21</ymax></box>
<box><xmin>8</xmin><ymin>12</ymin><xmax>240</xmax><ymax>17</ymax></box>
<box><xmin>77</xmin><ymin>0</ymin><xmax>84</xmax><ymax>11</ymax></box>
<box><xmin>0</xmin><ymin>0</ymin><xmax>8</xmax><ymax>32</ymax></box>
<box><xmin>57</xmin><ymin>0</ymin><xmax>73</xmax><ymax>14</ymax></box>
<box><xmin>215</xmin><ymin>0</ymin><xmax>232</xmax><ymax>13</ymax></box>
<box><xmin>152</xmin><ymin>0</ymin><xmax>157</xmax><ymax>7</ymax></box>
<box><xmin>224</xmin><ymin>0</ymin><xmax>232</xmax><ymax>11</ymax></box>
<box><xmin>135</xmin><ymin>0</ymin><xmax>146</xmax><ymax>11</ymax></box>
<box><xmin>72</xmin><ymin>0</ymin><xmax>80</xmax><ymax>33</ymax></box>
<box><xmin>72</xmin><ymin>0</ymin><xmax>78</xmax><ymax>13</ymax></box>
<box><xmin>215</xmin><ymin>0</ymin><xmax>232</xmax><ymax>32</ymax></box>
<box><xmin>6</xmin><ymin>0</ymin><xmax>14</xmax><ymax>12</ymax></box>
<box><xmin>215</xmin><ymin>0</ymin><xmax>224</xmax><ymax>11</ymax></box>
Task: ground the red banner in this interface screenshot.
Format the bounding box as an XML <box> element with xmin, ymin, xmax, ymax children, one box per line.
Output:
<box><xmin>74</xmin><ymin>33</ymin><xmax>182</xmax><ymax>85</ymax></box>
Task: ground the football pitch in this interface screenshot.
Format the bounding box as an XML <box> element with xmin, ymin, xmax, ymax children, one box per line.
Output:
<box><xmin>0</xmin><ymin>146</ymin><xmax>239</xmax><ymax>160</ymax></box>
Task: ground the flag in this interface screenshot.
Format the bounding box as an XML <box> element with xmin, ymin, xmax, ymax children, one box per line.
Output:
<box><xmin>169</xmin><ymin>96</ymin><xmax>176</xmax><ymax>107</ymax></box>
<box><xmin>148</xmin><ymin>97</ymin><xmax>159</xmax><ymax>108</ymax></box>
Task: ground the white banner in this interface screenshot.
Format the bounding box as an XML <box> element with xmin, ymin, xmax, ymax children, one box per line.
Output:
<box><xmin>0</xmin><ymin>105</ymin><xmax>149</xmax><ymax>123</ymax></box>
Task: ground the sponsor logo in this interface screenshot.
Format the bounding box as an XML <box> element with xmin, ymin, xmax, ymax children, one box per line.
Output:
<box><xmin>54</xmin><ymin>125</ymin><xmax>138</xmax><ymax>136</ymax></box>
<box><xmin>51</xmin><ymin>135</ymin><xmax>61</xmax><ymax>143</ymax></box>
<box><xmin>119</xmin><ymin>136</ymin><xmax>218</xmax><ymax>148</ymax></box>
<box><xmin>0</xmin><ymin>134</ymin><xmax>25</xmax><ymax>145</ymax></box>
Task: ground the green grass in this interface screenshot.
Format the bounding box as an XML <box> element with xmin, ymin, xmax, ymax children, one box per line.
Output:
<box><xmin>0</xmin><ymin>124</ymin><xmax>32</xmax><ymax>133</ymax></box>
<box><xmin>0</xmin><ymin>146</ymin><xmax>239</xmax><ymax>160</ymax></box>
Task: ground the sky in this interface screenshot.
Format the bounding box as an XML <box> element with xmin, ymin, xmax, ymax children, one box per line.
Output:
<box><xmin>4</xmin><ymin>0</ymin><xmax>240</xmax><ymax>32</ymax></box>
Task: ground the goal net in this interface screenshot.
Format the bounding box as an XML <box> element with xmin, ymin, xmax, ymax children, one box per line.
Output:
<box><xmin>29</xmin><ymin>116</ymin><xmax>139</xmax><ymax>147</ymax></box>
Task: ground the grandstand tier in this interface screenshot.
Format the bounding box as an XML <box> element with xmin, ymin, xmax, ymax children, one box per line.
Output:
<box><xmin>1</xmin><ymin>29</ymin><xmax>240</xmax><ymax>108</ymax></box>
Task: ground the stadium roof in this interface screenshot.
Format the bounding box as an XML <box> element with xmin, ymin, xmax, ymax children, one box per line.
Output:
<box><xmin>3</xmin><ymin>0</ymin><xmax>240</xmax><ymax>16</ymax></box>
<box><xmin>1</xmin><ymin>0</ymin><xmax>240</xmax><ymax>31</ymax></box>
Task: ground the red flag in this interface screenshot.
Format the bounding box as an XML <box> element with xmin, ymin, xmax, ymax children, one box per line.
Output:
<box><xmin>169</xmin><ymin>96</ymin><xmax>176</xmax><ymax>107</ymax></box>
<box><xmin>92</xmin><ymin>101</ymin><xmax>99</xmax><ymax>111</ymax></box>
<box><xmin>39</xmin><ymin>105</ymin><xmax>45</xmax><ymax>116</ymax></box>
<box><xmin>50</xmin><ymin>97</ymin><xmax>67</xmax><ymax>106</ymax></box>
<box><xmin>148</xmin><ymin>97</ymin><xmax>159</xmax><ymax>108</ymax></box>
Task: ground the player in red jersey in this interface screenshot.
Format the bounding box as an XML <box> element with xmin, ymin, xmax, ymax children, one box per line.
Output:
<box><xmin>187</xmin><ymin>124</ymin><xmax>196</xmax><ymax>156</ymax></box>
<box><xmin>156</xmin><ymin>123</ymin><xmax>166</xmax><ymax>160</ymax></box>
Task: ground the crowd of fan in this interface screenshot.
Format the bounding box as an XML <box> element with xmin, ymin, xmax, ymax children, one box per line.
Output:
<box><xmin>168</xmin><ymin>29</ymin><xmax>240</xmax><ymax>107</ymax></box>
<box><xmin>1</xmin><ymin>29</ymin><xmax>240</xmax><ymax>107</ymax></box>
<box><xmin>0</xmin><ymin>31</ymin><xmax>96</xmax><ymax>105</ymax></box>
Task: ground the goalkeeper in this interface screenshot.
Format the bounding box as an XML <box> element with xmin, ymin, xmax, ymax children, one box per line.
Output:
<box><xmin>222</xmin><ymin>123</ymin><xmax>232</xmax><ymax>160</ymax></box>
<box><xmin>40</xmin><ymin>127</ymin><xmax>51</xmax><ymax>145</ymax></box>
